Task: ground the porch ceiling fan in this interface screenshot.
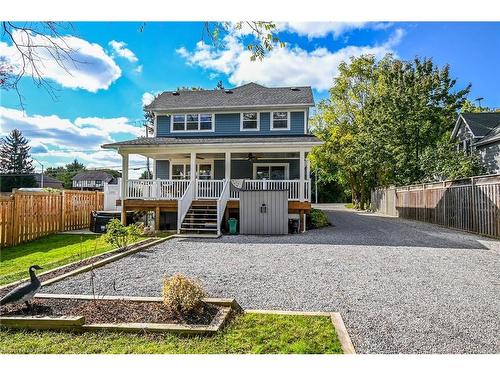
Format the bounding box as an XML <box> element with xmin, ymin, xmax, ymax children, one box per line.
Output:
<box><xmin>247</xmin><ymin>153</ymin><xmax>258</xmax><ymax>161</ymax></box>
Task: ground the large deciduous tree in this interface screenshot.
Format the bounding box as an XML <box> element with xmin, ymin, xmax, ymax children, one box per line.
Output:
<box><xmin>310</xmin><ymin>54</ymin><xmax>484</xmax><ymax>208</ymax></box>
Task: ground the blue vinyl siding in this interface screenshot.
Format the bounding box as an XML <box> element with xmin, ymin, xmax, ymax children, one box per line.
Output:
<box><xmin>213</xmin><ymin>159</ymin><xmax>299</xmax><ymax>179</ymax></box>
<box><xmin>155</xmin><ymin>160</ymin><xmax>170</xmax><ymax>179</ymax></box>
<box><xmin>155</xmin><ymin>111</ymin><xmax>306</xmax><ymax>137</ymax></box>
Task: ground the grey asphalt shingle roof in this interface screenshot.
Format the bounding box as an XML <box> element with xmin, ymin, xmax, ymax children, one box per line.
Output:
<box><xmin>145</xmin><ymin>83</ymin><xmax>315</xmax><ymax>111</ymax></box>
<box><xmin>461</xmin><ymin>113</ymin><xmax>500</xmax><ymax>137</ymax></box>
<box><xmin>102</xmin><ymin>135</ymin><xmax>322</xmax><ymax>149</ymax></box>
<box><xmin>72</xmin><ymin>171</ymin><xmax>116</xmax><ymax>182</ymax></box>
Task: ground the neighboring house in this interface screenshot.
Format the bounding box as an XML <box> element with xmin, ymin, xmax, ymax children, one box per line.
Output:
<box><xmin>102</xmin><ymin>82</ymin><xmax>322</xmax><ymax>235</ymax></box>
<box><xmin>72</xmin><ymin>171</ymin><xmax>118</xmax><ymax>191</ymax></box>
<box><xmin>34</xmin><ymin>174</ymin><xmax>64</xmax><ymax>189</ymax></box>
<box><xmin>451</xmin><ymin>112</ymin><xmax>500</xmax><ymax>174</ymax></box>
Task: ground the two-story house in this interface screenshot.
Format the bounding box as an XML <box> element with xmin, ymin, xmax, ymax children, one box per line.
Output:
<box><xmin>102</xmin><ymin>83</ymin><xmax>322</xmax><ymax>236</ymax></box>
<box><xmin>451</xmin><ymin>112</ymin><xmax>500</xmax><ymax>173</ymax></box>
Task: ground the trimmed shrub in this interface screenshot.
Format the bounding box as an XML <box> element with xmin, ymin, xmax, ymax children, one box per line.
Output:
<box><xmin>162</xmin><ymin>273</ymin><xmax>206</xmax><ymax>314</ymax></box>
<box><xmin>310</xmin><ymin>208</ymin><xmax>330</xmax><ymax>229</ymax></box>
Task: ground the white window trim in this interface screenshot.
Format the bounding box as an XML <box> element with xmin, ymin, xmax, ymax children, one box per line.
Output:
<box><xmin>271</xmin><ymin>111</ymin><xmax>291</xmax><ymax>131</ymax></box>
<box><xmin>168</xmin><ymin>159</ymin><xmax>214</xmax><ymax>179</ymax></box>
<box><xmin>240</xmin><ymin>112</ymin><xmax>260</xmax><ymax>131</ymax></box>
<box><xmin>170</xmin><ymin>113</ymin><xmax>215</xmax><ymax>133</ymax></box>
<box><xmin>252</xmin><ymin>163</ymin><xmax>289</xmax><ymax>180</ymax></box>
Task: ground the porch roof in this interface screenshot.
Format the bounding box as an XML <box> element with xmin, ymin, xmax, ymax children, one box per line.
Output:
<box><xmin>102</xmin><ymin>135</ymin><xmax>323</xmax><ymax>150</ymax></box>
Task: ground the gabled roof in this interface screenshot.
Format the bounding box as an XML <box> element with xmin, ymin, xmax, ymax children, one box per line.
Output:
<box><xmin>475</xmin><ymin>125</ymin><xmax>500</xmax><ymax>146</ymax></box>
<box><xmin>458</xmin><ymin>113</ymin><xmax>500</xmax><ymax>137</ymax></box>
<box><xmin>72</xmin><ymin>171</ymin><xmax>116</xmax><ymax>182</ymax></box>
<box><xmin>145</xmin><ymin>83</ymin><xmax>315</xmax><ymax>111</ymax></box>
<box><xmin>102</xmin><ymin>135</ymin><xmax>322</xmax><ymax>149</ymax></box>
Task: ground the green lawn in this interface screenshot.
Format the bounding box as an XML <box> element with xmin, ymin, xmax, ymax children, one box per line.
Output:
<box><xmin>344</xmin><ymin>203</ymin><xmax>354</xmax><ymax>209</ymax></box>
<box><xmin>0</xmin><ymin>234</ymin><xmax>114</xmax><ymax>286</ymax></box>
<box><xmin>0</xmin><ymin>313</ymin><xmax>342</xmax><ymax>354</ymax></box>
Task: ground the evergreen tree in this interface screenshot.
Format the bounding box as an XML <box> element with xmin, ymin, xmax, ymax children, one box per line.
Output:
<box><xmin>0</xmin><ymin>129</ymin><xmax>37</xmax><ymax>191</ymax></box>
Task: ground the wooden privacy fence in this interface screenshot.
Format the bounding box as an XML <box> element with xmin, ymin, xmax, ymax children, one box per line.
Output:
<box><xmin>0</xmin><ymin>190</ymin><xmax>103</xmax><ymax>248</ymax></box>
<box><xmin>371</xmin><ymin>174</ymin><xmax>500</xmax><ymax>238</ymax></box>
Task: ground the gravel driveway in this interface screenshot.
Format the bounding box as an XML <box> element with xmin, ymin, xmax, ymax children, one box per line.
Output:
<box><xmin>44</xmin><ymin>204</ymin><xmax>500</xmax><ymax>354</ymax></box>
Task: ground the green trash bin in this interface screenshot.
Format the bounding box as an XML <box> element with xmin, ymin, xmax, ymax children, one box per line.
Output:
<box><xmin>228</xmin><ymin>218</ymin><xmax>238</xmax><ymax>234</ymax></box>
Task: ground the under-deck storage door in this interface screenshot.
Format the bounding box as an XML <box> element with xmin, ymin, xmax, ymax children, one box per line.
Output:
<box><xmin>240</xmin><ymin>190</ymin><xmax>288</xmax><ymax>234</ymax></box>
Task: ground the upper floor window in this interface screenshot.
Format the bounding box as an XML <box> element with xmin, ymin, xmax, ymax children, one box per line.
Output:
<box><xmin>271</xmin><ymin>111</ymin><xmax>290</xmax><ymax>130</ymax></box>
<box><xmin>171</xmin><ymin>114</ymin><xmax>214</xmax><ymax>132</ymax></box>
<box><xmin>241</xmin><ymin>112</ymin><xmax>259</xmax><ymax>131</ymax></box>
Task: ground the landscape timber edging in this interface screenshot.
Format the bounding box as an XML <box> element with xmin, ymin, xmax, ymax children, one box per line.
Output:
<box><xmin>245</xmin><ymin>308</ymin><xmax>356</xmax><ymax>354</ymax></box>
<box><xmin>0</xmin><ymin>236</ymin><xmax>171</xmax><ymax>291</ymax></box>
<box><xmin>39</xmin><ymin>237</ymin><xmax>169</xmax><ymax>287</ymax></box>
<box><xmin>1</xmin><ymin>294</ymin><xmax>240</xmax><ymax>335</ymax></box>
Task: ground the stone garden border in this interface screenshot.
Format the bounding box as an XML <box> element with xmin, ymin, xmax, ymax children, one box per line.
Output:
<box><xmin>0</xmin><ymin>293</ymin><xmax>242</xmax><ymax>335</ymax></box>
<box><xmin>1</xmin><ymin>292</ymin><xmax>354</xmax><ymax>353</ymax></box>
<box><xmin>246</xmin><ymin>308</ymin><xmax>356</xmax><ymax>354</ymax></box>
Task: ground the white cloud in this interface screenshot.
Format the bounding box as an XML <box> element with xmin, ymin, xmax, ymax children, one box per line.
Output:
<box><xmin>141</xmin><ymin>92</ymin><xmax>155</xmax><ymax>107</ymax></box>
<box><xmin>176</xmin><ymin>29</ymin><xmax>405</xmax><ymax>92</ymax></box>
<box><xmin>0</xmin><ymin>30</ymin><xmax>121</xmax><ymax>92</ymax></box>
<box><xmin>134</xmin><ymin>64</ymin><xmax>143</xmax><ymax>73</ymax></box>
<box><xmin>277</xmin><ymin>22</ymin><xmax>367</xmax><ymax>39</ymax></box>
<box><xmin>109</xmin><ymin>40</ymin><xmax>139</xmax><ymax>63</ymax></box>
<box><xmin>0</xmin><ymin>107</ymin><xmax>142</xmax><ymax>154</ymax></box>
<box><xmin>277</xmin><ymin>22</ymin><xmax>395</xmax><ymax>39</ymax></box>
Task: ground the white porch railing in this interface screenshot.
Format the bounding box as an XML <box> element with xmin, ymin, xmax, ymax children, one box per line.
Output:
<box><xmin>127</xmin><ymin>179</ymin><xmax>189</xmax><ymax>199</ymax></box>
<box><xmin>196</xmin><ymin>179</ymin><xmax>224</xmax><ymax>199</ymax></box>
<box><xmin>177</xmin><ymin>181</ymin><xmax>195</xmax><ymax>234</ymax></box>
<box><xmin>230</xmin><ymin>179</ymin><xmax>311</xmax><ymax>201</ymax></box>
<box><xmin>216</xmin><ymin>180</ymin><xmax>231</xmax><ymax>236</ymax></box>
<box><xmin>126</xmin><ymin>179</ymin><xmax>311</xmax><ymax>201</ymax></box>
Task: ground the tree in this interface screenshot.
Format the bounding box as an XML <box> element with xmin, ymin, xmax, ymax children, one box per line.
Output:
<box><xmin>2</xmin><ymin>22</ymin><xmax>283</xmax><ymax>108</ymax></box>
<box><xmin>420</xmin><ymin>136</ymin><xmax>485</xmax><ymax>181</ymax></box>
<box><xmin>176</xmin><ymin>86</ymin><xmax>204</xmax><ymax>91</ymax></box>
<box><xmin>0</xmin><ymin>129</ymin><xmax>37</xmax><ymax>191</ymax></box>
<box><xmin>460</xmin><ymin>99</ymin><xmax>500</xmax><ymax>113</ymax></box>
<box><xmin>1</xmin><ymin>22</ymin><xmax>77</xmax><ymax>108</ymax></box>
<box><xmin>215</xmin><ymin>80</ymin><xmax>225</xmax><ymax>90</ymax></box>
<box><xmin>46</xmin><ymin>158</ymin><xmax>86</xmax><ymax>189</ymax></box>
<box><xmin>139</xmin><ymin>170</ymin><xmax>153</xmax><ymax>179</ymax></box>
<box><xmin>311</xmin><ymin>54</ymin><xmax>476</xmax><ymax>208</ymax></box>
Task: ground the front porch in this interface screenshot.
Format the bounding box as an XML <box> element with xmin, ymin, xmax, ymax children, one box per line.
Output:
<box><xmin>119</xmin><ymin>149</ymin><xmax>313</xmax><ymax>235</ymax></box>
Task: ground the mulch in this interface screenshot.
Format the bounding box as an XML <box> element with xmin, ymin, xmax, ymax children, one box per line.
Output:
<box><xmin>0</xmin><ymin>238</ymin><xmax>158</xmax><ymax>299</ymax></box>
<box><xmin>0</xmin><ymin>298</ymin><xmax>219</xmax><ymax>325</ymax></box>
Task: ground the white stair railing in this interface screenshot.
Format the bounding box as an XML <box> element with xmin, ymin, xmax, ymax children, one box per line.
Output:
<box><xmin>177</xmin><ymin>181</ymin><xmax>195</xmax><ymax>234</ymax></box>
<box><xmin>216</xmin><ymin>179</ymin><xmax>230</xmax><ymax>236</ymax></box>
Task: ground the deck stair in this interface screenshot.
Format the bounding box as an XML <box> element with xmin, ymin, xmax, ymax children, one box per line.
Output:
<box><xmin>179</xmin><ymin>200</ymin><xmax>219</xmax><ymax>235</ymax></box>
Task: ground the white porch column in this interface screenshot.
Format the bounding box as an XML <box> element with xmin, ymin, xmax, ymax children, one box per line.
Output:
<box><xmin>152</xmin><ymin>159</ymin><xmax>157</xmax><ymax>179</ymax></box>
<box><xmin>120</xmin><ymin>152</ymin><xmax>129</xmax><ymax>225</ymax></box>
<box><xmin>299</xmin><ymin>150</ymin><xmax>305</xmax><ymax>202</ymax></box>
<box><xmin>225</xmin><ymin>151</ymin><xmax>231</xmax><ymax>180</ymax></box>
<box><xmin>306</xmin><ymin>156</ymin><xmax>311</xmax><ymax>201</ymax></box>
<box><xmin>190</xmin><ymin>152</ymin><xmax>196</xmax><ymax>197</ymax></box>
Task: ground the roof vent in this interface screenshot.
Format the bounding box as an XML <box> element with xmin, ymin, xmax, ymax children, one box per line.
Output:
<box><xmin>172</xmin><ymin>91</ymin><xmax>180</xmax><ymax>96</ymax></box>
<box><xmin>224</xmin><ymin>89</ymin><xmax>233</xmax><ymax>94</ymax></box>
<box><xmin>290</xmin><ymin>87</ymin><xmax>300</xmax><ymax>91</ymax></box>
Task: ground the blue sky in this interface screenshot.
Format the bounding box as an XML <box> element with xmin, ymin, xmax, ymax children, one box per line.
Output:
<box><xmin>1</xmin><ymin>22</ymin><xmax>499</xmax><ymax>175</ymax></box>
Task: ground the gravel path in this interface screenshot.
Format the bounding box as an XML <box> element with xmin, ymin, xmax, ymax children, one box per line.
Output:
<box><xmin>44</xmin><ymin>204</ymin><xmax>500</xmax><ymax>354</ymax></box>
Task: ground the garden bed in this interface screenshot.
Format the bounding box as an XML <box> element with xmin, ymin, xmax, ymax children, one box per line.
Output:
<box><xmin>0</xmin><ymin>294</ymin><xmax>239</xmax><ymax>335</ymax></box>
